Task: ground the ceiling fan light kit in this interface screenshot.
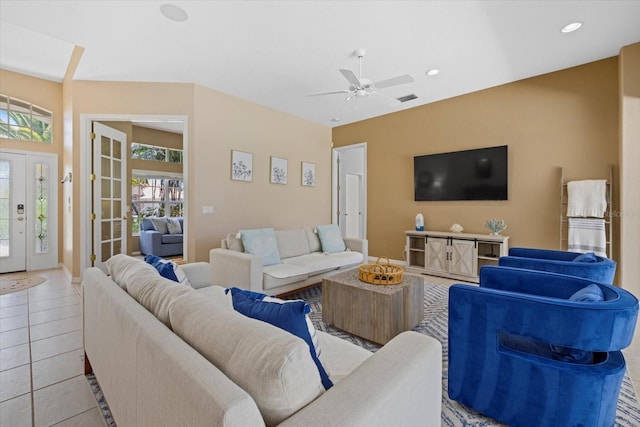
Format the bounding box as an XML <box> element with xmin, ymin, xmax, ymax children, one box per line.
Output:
<box><xmin>308</xmin><ymin>48</ymin><xmax>414</xmax><ymax>106</ymax></box>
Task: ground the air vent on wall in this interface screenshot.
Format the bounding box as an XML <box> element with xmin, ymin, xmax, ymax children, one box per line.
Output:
<box><xmin>397</xmin><ymin>94</ymin><xmax>418</xmax><ymax>103</ymax></box>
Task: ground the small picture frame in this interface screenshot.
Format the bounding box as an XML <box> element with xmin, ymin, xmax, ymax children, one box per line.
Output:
<box><xmin>231</xmin><ymin>150</ymin><xmax>253</xmax><ymax>182</ymax></box>
<box><xmin>302</xmin><ymin>162</ymin><xmax>316</xmax><ymax>186</ymax></box>
<box><xmin>270</xmin><ymin>156</ymin><xmax>288</xmax><ymax>184</ymax></box>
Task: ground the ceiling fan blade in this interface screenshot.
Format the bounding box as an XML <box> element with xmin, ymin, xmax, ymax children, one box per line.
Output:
<box><xmin>373</xmin><ymin>74</ymin><xmax>414</xmax><ymax>89</ymax></box>
<box><xmin>307</xmin><ymin>90</ymin><xmax>352</xmax><ymax>97</ymax></box>
<box><xmin>371</xmin><ymin>90</ymin><xmax>401</xmax><ymax>106</ymax></box>
<box><xmin>339</xmin><ymin>69</ymin><xmax>362</xmax><ymax>87</ymax></box>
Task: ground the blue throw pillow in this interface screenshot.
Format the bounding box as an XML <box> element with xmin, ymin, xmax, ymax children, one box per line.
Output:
<box><xmin>144</xmin><ymin>255</ymin><xmax>190</xmax><ymax>286</ymax></box>
<box><xmin>225</xmin><ymin>287</ymin><xmax>321</xmax><ymax>360</ymax></box>
<box><xmin>228</xmin><ymin>289</ymin><xmax>332</xmax><ymax>390</ymax></box>
<box><xmin>549</xmin><ymin>284</ymin><xmax>604</xmax><ymax>363</ymax></box>
<box><xmin>316</xmin><ymin>224</ymin><xmax>346</xmax><ymax>253</ymax></box>
<box><xmin>573</xmin><ymin>252</ymin><xmax>598</xmax><ymax>263</ymax></box>
<box><xmin>240</xmin><ymin>228</ymin><xmax>281</xmax><ymax>266</ymax></box>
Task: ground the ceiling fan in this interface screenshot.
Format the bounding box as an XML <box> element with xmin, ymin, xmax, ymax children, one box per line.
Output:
<box><xmin>308</xmin><ymin>49</ymin><xmax>414</xmax><ymax>105</ymax></box>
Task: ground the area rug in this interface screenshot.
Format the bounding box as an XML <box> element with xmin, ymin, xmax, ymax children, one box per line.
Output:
<box><xmin>0</xmin><ymin>272</ymin><xmax>46</xmax><ymax>295</ymax></box>
<box><xmin>288</xmin><ymin>283</ymin><xmax>640</xmax><ymax>427</ymax></box>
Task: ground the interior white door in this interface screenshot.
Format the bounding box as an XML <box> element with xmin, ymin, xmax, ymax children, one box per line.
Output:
<box><xmin>0</xmin><ymin>152</ymin><xmax>27</xmax><ymax>273</ymax></box>
<box><xmin>344</xmin><ymin>173</ymin><xmax>361</xmax><ymax>238</ymax></box>
<box><xmin>93</xmin><ymin>122</ymin><xmax>128</xmax><ymax>271</ymax></box>
<box><xmin>333</xmin><ymin>144</ymin><xmax>366</xmax><ymax>239</ymax></box>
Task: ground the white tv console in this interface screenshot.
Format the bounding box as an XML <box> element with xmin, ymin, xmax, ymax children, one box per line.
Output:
<box><xmin>405</xmin><ymin>230</ymin><xmax>509</xmax><ymax>283</ymax></box>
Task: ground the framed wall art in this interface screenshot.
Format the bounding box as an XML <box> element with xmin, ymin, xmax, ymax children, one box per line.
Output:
<box><xmin>231</xmin><ymin>150</ymin><xmax>253</xmax><ymax>181</ymax></box>
<box><xmin>270</xmin><ymin>156</ymin><xmax>288</xmax><ymax>184</ymax></box>
<box><xmin>302</xmin><ymin>162</ymin><xmax>316</xmax><ymax>187</ymax></box>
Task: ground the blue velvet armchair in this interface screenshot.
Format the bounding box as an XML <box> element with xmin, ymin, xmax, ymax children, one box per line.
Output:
<box><xmin>448</xmin><ymin>266</ymin><xmax>638</xmax><ymax>427</ymax></box>
<box><xmin>499</xmin><ymin>247</ymin><xmax>616</xmax><ymax>284</ymax></box>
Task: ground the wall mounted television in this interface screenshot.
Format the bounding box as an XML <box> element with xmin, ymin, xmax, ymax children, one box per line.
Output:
<box><xmin>414</xmin><ymin>145</ymin><xmax>508</xmax><ymax>201</ymax></box>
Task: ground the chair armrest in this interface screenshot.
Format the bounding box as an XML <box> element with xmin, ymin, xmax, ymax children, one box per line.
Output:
<box><xmin>209</xmin><ymin>248</ymin><xmax>264</xmax><ymax>292</ymax></box>
<box><xmin>343</xmin><ymin>237</ymin><xmax>368</xmax><ymax>262</ymax></box>
<box><xmin>277</xmin><ymin>332</ymin><xmax>442</xmax><ymax>427</ymax></box>
<box><xmin>180</xmin><ymin>262</ymin><xmax>213</xmax><ymax>289</ymax></box>
<box><xmin>480</xmin><ymin>265</ymin><xmax>599</xmax><ymax>298</ymax></box>
<box><xmin>497</xmin><ymin>255</ymin><xmax>617</xmax><ymax>284</ymax></box>
<box><xmin>140</xmin><ymin>230</ymin><xmax>163</xmax><ymax>255</ymax></box>
<box><xmin>508</xmin><ymin>247</ymin><xmax>579</xmax><ymax>261</ymax></box>
<box><xmin>449</xmin><ymin>283</ymin><xmax>638</xmax><ymax>351</ymax></box>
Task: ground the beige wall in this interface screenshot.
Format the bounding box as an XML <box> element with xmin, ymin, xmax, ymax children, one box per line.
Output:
<box><xmin>65</xmin><ymin>81</ymin><xmax>331</xmax><ymax>277</ymax></box>
<box><xmin>0</xmin><ymin>69</ymin><xmax>64</xmax><ymax>262</ymax></box>
<box><xmin>190</xmin><ymin>84</ymin><xmax>332</xmax><ymax>262</ymax></box>
<box><xmin>619</xmin><ymin>43</ymin><xmax>640</xmax><ymax>295</ymax></box>
<box><xmin>333</xmin><ymin>58</ymin><xmax>619</xmax><ymax>263</ymax></box>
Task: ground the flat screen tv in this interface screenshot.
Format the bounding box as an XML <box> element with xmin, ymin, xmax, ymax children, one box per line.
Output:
<box><xmin>414</xmin><ymin>145</ymin><xmax>508</xmax><ymax>201</ymax></box>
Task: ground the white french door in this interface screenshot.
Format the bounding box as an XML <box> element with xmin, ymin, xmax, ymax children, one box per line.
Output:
<box><xmin>92</xmin><ymin>122</ymin><xmax>128</xmax><ymax>271</ymax></box>
<box><xmin>0</xmin><ymin>150</ymin><xmax>58</xmax><ymax>273</ymax></box>
<box><xmin>0</xmin><ymin>152</ymin><xmax>26</xmax><ymax>273</ymax></box>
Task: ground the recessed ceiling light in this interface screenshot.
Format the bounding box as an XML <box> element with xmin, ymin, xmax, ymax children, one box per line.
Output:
<box><xmin>160</xmin><ymin>3</ymin><xmax>188</xmax><ymax>22</ymax></box>
<box><xmin>561</xmin><ymin>22</ymin><xmax>583</xmax><ymax>33</ymax></box>
<box><xmin>426</xmin><ymin>69</ymin><xmax>440</xmax><ymax>76</ymax></box>
<box><xmin>331</xmin><ymin>118</ymin><xmax>341</xmax><ymax>122</ymax></box>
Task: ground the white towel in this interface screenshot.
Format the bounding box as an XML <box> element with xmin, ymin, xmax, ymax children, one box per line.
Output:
<box><xmin>568</xmin><ymin>218</ymin><xmax>607</xmax><ymax>257</ymax></box>
<box><xmin>567</xmin><ymin>180</ymin><xmax>607</xmax><ymax>218</ymax></box>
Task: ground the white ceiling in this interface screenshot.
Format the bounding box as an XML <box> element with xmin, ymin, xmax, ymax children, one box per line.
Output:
<box><xmin>1</xmin><ymin>1</ymin><xmax>639</xmax><ymax>128</ymax></box>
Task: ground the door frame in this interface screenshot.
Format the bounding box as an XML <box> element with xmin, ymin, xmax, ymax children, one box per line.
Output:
<box><xmin>331</xmin><ymin>142</ymin><xmax>367</xmax><ymax>239</ymax></box>
<box><xmin>80</xmin><ymin>114</ymin><xmax>189</xmax><ymax>273</ymax></box>
<box><xmin>0</xmin><ymin>148</ymin><xmax>59</xmax><ymax>272</ymax></box>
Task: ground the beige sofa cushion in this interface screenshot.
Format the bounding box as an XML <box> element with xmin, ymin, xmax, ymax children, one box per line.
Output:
<box><xmin>275</xmin><ymin>228</ymin><xmax>310</xmax><ymax>259</ymax></box>
<box><xmin>226</xmin><ymin>232</ymin><xmax>244</xmax><ymax>252</ymax></box>
<box><xmin>107</xmin><ymin>253</ymin><xmax>155</xmax><ymax>292</ymax></box>
<box><xmin>305</xmin><ymin>227</ymin><xmax>322</xmax><ymax>252</ymax></box>
<box><xmin>169</xmin><ymin>292</ymin><xmax>324</xmax><ymax>426</ymax></box>
<box><xmin>106</xmin><ymin>254</ymin><xmax>192</xmax><ymax>326</ymax></box>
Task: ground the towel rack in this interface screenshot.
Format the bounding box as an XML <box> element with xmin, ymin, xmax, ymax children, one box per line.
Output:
<box><xmin>559</xmin><ymin>165</ymin><xmax>613</xmax><ymax>258</ymax></box>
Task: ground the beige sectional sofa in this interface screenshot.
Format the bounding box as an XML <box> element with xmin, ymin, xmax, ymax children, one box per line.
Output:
<box><xmin>82</xmin><ymin>255</ymin><xmax>442</xmax><ymax>427</ymax></box>
<box><xmin>210</xmin><ymin>227</ymin><xmax>368</xmax><ymax>295</ymax></box>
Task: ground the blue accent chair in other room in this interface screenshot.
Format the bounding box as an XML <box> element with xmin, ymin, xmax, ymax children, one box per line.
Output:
<box><xmin>498</xmin><ymin>247</ymin><xmax>616</xmax><ymax>284</ymax></box>
<box><xmin>448</xmin><ymin>266</ymin><xmax>638</xmax><ymax>427</ymax></box>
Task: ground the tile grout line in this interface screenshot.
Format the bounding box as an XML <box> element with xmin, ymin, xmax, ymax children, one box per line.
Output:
<box><xmin>27</xmin><ymin>288</ymin><xmax>36</xmax><ymax>427</ymax></box>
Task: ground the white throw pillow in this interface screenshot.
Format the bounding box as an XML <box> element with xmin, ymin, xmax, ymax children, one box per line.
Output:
<box><xmin>166</xmin><ymin>217</ymin><xmax>182</xmax><ymax>234</ymax></box>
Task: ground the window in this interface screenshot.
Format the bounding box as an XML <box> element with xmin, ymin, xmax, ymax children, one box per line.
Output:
<box><xmin>0</xmin><ymin>94</ymin><xmax>52</xmax><ymax>143</ymax></box>
<box><xmin>34</xmin><ymin>162</ymin><xmax>49</xmax><ymax>253</ymax></box>
<box><xmin>131</xmin><ymin>142</ymin><xmax>183</xmax><ymax>163</ymax></box>
<box><xmin>131</xmin><ymin>175</ymin><xmax>184</xmax><ymax>235</ymax></box>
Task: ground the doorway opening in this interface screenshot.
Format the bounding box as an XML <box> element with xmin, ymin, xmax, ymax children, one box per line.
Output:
<box><xmin>332</xmin><ymin>143</ymin><xmax>367</xmax><ymax>240</ymax></box>
<box><xmin>80</xmin><ymin>115</ymin><xmax>188</xmax><ymax>274</ymax></box>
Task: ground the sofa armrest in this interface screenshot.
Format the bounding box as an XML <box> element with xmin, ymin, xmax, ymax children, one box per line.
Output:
<box><xmin>181</xmin><ymin>262</ymin><xmax>213</xmax><ymax>289</ymax></box>
<box><xmin>210</xmin><ymin>248</ymin><xmax>264</xmax><ymax>292</ymax></box>
<box><xmin>139</xmin><ymin>230</ymin><xmax>163</xmax><ymax>255</ymax></box>
<box><xmin>343</xmin><ymin>237</ymin><xmax>368</xmax><ymax>262</ymax></box>
<box><xmin>277</xmin><ymin>331</ymin><xmax>442</xmax><ymax>427</ymax></box>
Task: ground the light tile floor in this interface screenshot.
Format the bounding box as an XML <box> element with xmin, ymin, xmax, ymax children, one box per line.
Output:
<box><xmin>0</xmin><ymin>269</ymin><xmax>106</xmax><ymax>427</ymax></box>
<box><xmin>1</xmin><ymin>268</ymin><xmax>639</xmax><ymax>426</ymax></box>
